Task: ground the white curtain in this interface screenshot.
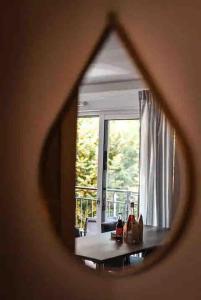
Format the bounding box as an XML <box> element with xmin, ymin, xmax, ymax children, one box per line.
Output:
<box><xmin>139</xmin><ymin>90</ymin><xmax>174</xmax><ymax>228</ymax></box>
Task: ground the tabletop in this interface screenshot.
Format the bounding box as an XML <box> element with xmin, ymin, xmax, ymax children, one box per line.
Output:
<box><xmin>75</xmin><ymin>225</ymin><xmax>169</xmax><ymax>263</ymax></box>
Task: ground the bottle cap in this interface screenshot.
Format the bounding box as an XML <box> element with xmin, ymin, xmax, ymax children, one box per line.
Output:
<box><xmin>130</xmin><ymin>202</ymin><xmax>134</xmax><ymax>208</ymax></box>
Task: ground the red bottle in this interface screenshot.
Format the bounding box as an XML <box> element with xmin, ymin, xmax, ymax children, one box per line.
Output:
<box><xmin>127</xmin><ymin>202</ymin><xmax>135</xmax><ymax>231</ymax></box>
<box><xmin>116</xmin><ymin>214</ymin><xmax>123</xmax><ymax>242</ymax></box>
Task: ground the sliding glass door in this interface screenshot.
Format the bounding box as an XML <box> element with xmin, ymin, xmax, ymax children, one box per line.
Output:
<box><xmin>75</xmin><ymin>115</ymin><xmax>139</xmax><ymax>232</ymax></box>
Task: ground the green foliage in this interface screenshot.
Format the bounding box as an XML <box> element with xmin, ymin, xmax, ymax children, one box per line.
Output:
<box><xmin>75</xmin><ymin>117</ymin><xmax>99</xmax><ymax>227</ymax></box>
<box><xmin>107</xmin><ymin>120</ymin><xmax>139</xmax><ymax>191</ymax></box>
<box><xmin>76</xmin><ymin>117</ymin><xmax>99</xmax><ymax>193</ymax></box>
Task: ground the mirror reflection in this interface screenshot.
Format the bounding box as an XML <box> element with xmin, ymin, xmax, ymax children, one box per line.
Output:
<box><xmin>74</xmin><ymin>32</ymin><xmax>180</xmax><ymax>272</ymax></box>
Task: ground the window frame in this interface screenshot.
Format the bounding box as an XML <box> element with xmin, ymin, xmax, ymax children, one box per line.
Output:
<box><xmin>76</xmin><ymin>109</ymin><xmax>140</xmax><ymax>231</ymax></box>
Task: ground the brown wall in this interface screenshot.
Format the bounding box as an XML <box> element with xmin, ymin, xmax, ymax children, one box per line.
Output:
<box><xmin>40</xmin><ymin>124</ymin><xmax>61</xmax><ymax>235</ymax></box>
<box><xmin>0</xmin><ymin>1</ymin><xmax>201</xmax><ymax>299</ymax></box>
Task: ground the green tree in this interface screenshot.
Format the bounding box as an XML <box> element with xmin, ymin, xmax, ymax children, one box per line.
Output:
<box><xmin>107</xmin><ymin>120</ymin><xmax>139</xmax><ymax>190</ymax></box>
<box><xmin>75</xmin><ymin>117</ymin><xmax>99</xmax><ymax>227</ymax></box>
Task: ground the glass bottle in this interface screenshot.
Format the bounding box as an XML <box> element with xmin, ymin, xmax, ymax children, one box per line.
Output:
<box><xmin>127</xmin><ymin>202</ymin><xmax>135</xmax><ymax>231</ymax></box>
<box><xmin>116</xmin><ymin>213</ymin><xmax>123</xmax><ymax>242</ymax></box>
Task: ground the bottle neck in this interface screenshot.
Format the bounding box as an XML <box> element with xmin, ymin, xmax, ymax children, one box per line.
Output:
<box><xmin>130</xmin><ymin>206</ymin><xmax>134</xmax><ymax>216</ymax></box>
<box><xmin>118</xmin><ymin>213</ymin><xmax>122</xmax><ymax>220</ymax></box>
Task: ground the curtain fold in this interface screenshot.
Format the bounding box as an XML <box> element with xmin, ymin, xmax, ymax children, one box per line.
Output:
<box><xmin>139</xmin><ymin>90</ymin><xmax>174</xmax><ymax>228</ymax></box>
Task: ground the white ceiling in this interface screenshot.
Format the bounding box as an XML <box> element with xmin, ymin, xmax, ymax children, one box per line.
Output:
<box><xmin>82</xmin><ymin>32</ymin><xmax>143</xmax><ymax>84</ymax></box>
<box><xmin>79</xmin><ymin>32</ymin><xmax>147</xmax><ymax>115</ymax></box>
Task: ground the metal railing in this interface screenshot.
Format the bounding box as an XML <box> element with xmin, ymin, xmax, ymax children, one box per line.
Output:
<box><xmin>75</xmin><ymin>186</ymin><xmax>139</xmax><ymax>229</ymax></box>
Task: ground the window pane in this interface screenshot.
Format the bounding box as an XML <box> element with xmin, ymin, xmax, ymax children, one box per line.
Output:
<box><xmin>106</xmin><ymin>119</ymin><xmax>139</xmax><ymax>219</ymax></box>
<box><xmin>75</xmin><ymin>117</ymin><xmax>99</xmax><ymax>229</ymax></box>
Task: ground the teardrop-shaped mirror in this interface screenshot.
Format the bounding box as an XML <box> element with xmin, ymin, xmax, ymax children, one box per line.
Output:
<box><xmin>40</xmin><ymin>22</ymin><xmax>191</xmax><ymax>275</ymax></box>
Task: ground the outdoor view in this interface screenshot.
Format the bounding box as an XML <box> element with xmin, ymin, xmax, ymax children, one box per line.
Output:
<box><xmin>75</xmin><ymin>117</ymin><xmax>140</xmax><ymax>229</ymax></box>
<box><xmin>106</xmin><ymin>120</ymin><xmax>140</xmax><ymax>220</ymax></box>
<box><xmin>75</xmin><ymin>117</ymin><xmax>99</xmax><ymax>228</ymax></box>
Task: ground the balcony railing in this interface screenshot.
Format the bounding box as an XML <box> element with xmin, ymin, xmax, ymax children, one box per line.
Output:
<box><xmin>75</xmin><ymin>186</ymin><xmax>139</xmax><ymax>229</ymax></box>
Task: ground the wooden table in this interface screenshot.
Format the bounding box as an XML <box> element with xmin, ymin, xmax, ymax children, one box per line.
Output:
<box><xmin>75</xmin><ymin>226</ymin><xmax>168</xmax><ymax>269</ymax></box>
